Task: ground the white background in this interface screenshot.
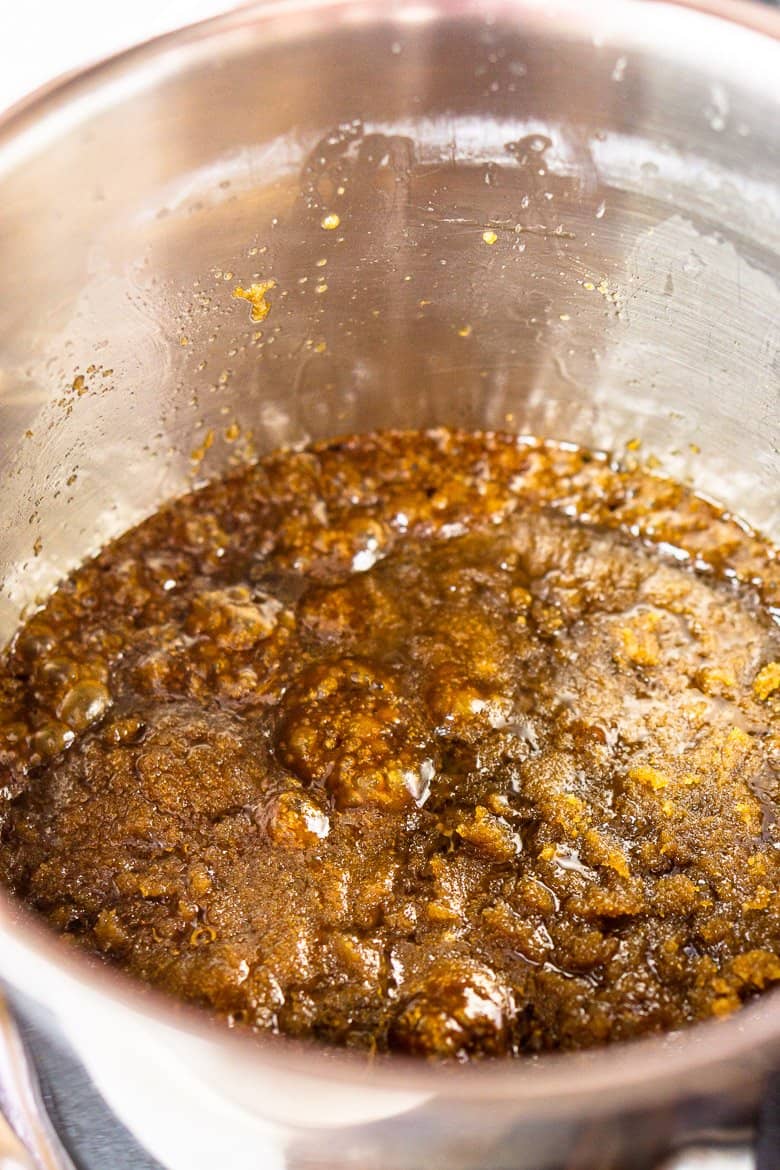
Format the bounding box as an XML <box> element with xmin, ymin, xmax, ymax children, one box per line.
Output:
<box><xmin>0</xmin><ymin>1</ymin><xmax>240</xmax><ymax>114</ymax></box>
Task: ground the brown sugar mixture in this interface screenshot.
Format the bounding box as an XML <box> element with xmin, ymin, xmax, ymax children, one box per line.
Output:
<box><xmin>0</xmin><ymin>429</ymin><xmax>779</xmax><ymax>1058</ymax></box>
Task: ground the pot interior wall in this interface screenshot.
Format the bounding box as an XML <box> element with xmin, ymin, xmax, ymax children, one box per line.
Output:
<box><xmin>0</xmin><ymin>0</ymin><xmax>778</xmax><ymax>639</ymax></box>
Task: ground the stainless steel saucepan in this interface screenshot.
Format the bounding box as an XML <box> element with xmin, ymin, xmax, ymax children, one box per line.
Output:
<box><xmin>0</xmin><ymin>2</ymin><xmax>778</xmax><ymax>1167</ymax></box>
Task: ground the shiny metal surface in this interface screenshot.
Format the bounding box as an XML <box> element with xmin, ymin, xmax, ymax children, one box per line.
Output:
<box><xmin>0</xmin><ymin>1118</ymin><xmax>33</xmax><ymax>1170</ymax></box>
<box><xmin>0</xmin><ymin>1</ymin><xmax>778</xmax><ymax>1167</ymax></box>
<box><xmin>658</xmin><ymin>1148</ymin><xmax>755</xmax><ymax>1170</ymax></box>
<box><xmin>0</xmin><ymin>993</ymin><xmax>75</xmax><ymax>1170</ymax></box>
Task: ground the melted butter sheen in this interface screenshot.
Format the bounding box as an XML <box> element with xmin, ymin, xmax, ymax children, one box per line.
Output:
<box><xmin>0</xmin><ymin>429</ymin><xmax>778</xmax><ymax>1059</ymax></box>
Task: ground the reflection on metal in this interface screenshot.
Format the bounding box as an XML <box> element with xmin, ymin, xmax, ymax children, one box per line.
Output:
<box><xmin>657</xmin><ymin>1143</ymin><xmax>755</xmax><ymax>1170</ymax></box>
<box><xmin>0</xmin><ymin>992</ymin><xmax>76</xmax><ymax>1170</ymax></box>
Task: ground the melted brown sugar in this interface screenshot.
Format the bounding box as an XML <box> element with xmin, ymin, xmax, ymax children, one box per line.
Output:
<box><xmin>0</xmin><ymin>429</ymin><xmax>778</xmax><ymax>1058</ymax></box>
